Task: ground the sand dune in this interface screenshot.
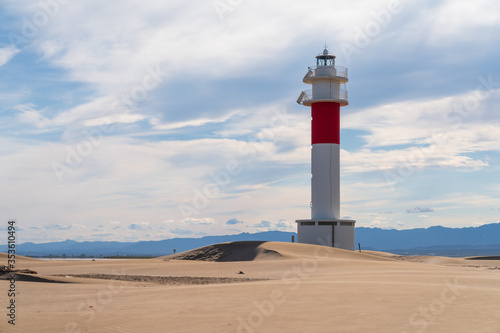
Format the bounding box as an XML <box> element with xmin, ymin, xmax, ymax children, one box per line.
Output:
<box><xmin>164</xmin><ymin>241</ymin><xmax>394</xmax><ymax>262</ymax></box>
<box><xmin>366</xmin><ymin>250</ymin><xmax>500</xmax><ymax>268</ymax></box>
<box><xmin>0</xmin><ymin>252</ymin><xmax>39</xmax><ymax>261</ymax></box>
<box><xmin>1</xmin><ymin>241</ymin><xmax>500</xmax><ymax>332</ymax></box>
<box><xmin>164</xmin><ymin>241</ymin><xmax>284</xmax><ymax>261</ymax></box>
<box><xmin>1</xmin><ymin>273</ymin><xmax>72</xmax><ymax>283</ymax></box>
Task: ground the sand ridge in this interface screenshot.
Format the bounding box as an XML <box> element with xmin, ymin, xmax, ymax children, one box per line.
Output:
<box><xmin>0</xmin><ymin>252</ymin><xmax>39</xmax><ymax>261</ymax></box>
<box><xmin>57</xmin><ymin>273</ymin><xmax>269</xmax><ymax>285</ymax></box>
<box><xmin>365</xmin><ymin>250</ymin><xmax>500</xmax><ymax>269</ymax></box>
<box><xmin>163</xmin><ymin>240</ymin><xmax>396</xmax><ymax>262</ymax></box>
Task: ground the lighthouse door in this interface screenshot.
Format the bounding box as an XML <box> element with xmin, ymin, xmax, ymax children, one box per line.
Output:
<box><xmin>331</xmin><ymin>224</ymin><xmax>335</xmax><ymax>248</ymax></box>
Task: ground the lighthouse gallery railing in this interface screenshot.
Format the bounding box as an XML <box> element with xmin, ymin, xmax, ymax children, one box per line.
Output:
<box><xmin>304</xmin><ymin>66</ymin><xmax>348</xmax><ymax>79</ymax></box>
<box><xmin>297</xmin><ymin>88</ymin><xmax>348</xmax><ymax>105</ymax></box>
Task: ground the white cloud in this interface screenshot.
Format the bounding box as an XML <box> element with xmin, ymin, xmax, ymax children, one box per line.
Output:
<box><xmin>39</xmin><ymin>40</ymin><xmax>64</xmax><ymax>60</ymax></box>
<box><xmin>128</xmin><ymin>222</ymin><xmax>151</xmax><ymax>230</ymax></box>
<box><xmin>226</xmin><ymin>218</ymin><xmax>243</xmax><ymax>225</ymax></box>
<box><xmin>4</xmin><ymin>0</ymin><xmax>423</xmax><ymax>93</ymax></box>
<box><xmin>151</xmin><ymin>111</ymin><xmax>239</xmax><ymax>131</ymax></box>
<box><xmin>0</xmin><ymin>46</ymin><xmax>19</xmax><ymax>67</ymax></box>
<box><xmin>344</xmin><ymin>89</ymin><xmax>500</xmax><ymax>148</ymax></box>
<box><xmin>83</xmin><ymin>114</ymin><xmax>147</xmax><ymax>127</ymax></box>
<box><xmin>182</xmin><ymin>218</ymin><xmax>215</xmax><ymax>225</ymax></box>
<box><xmin>252</xmin><ymin>220</ymin><xmax>272</xmax><ymax>228</ymax></box>
<box><xmin>170</xmin><ymin>228</ymin><xmax>194</xmax><ymax>235</ymax></box>
<box><xmin>45</xmin><ymin>223</ymin><xmax>86</xmax><ymax>230</ymax></box>
<box><xmin>15</xmin><ymin>104</ymin><xmax>52</xmax><ymax>128</ymax></box>
<box><xmin>341</xmin><ymin>88</ymin><xmax>500</xmax><ymax>174</ymax></box>
<box><xmin>276</xmin><ymin>219</ymin><xmax>292</xmax><ymax>230</ymax></box>
<box><xmin>422</xmin><ymin>0</ymin><xmax>500</xmax><ymax>47</ymax></box>
<box><xmin>407</xmin><ymin>207</ymin><xmax>434</xmax><ymax>214</ymax></box>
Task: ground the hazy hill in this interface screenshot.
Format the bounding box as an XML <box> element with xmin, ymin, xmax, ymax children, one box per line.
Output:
<box><xmin>10</xmin><ymin>231</ymin><xmax>297</xmax><ymax>257</ymax></box>
<box><xmin>3</xmin><ymin>223</ymin><xmax>500</xmax><ymax>257</ymax></box>
<box><xmin>355</xmin><ymin>222</ymin><xmax>500</xmax><ymax>250</ymax></box>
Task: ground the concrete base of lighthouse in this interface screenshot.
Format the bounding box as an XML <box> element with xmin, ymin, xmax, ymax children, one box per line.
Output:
<box><xmin>295</xmin><ymin>219</ymin><xmax>355</xmax><ymax>251</ymax></box>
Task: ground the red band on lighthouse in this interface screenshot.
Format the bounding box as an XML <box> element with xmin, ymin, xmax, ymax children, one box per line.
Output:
<box><xmin>311</xmin><ymin>102</ymin><xmax>340</xmax><ymax>144</ymax></box>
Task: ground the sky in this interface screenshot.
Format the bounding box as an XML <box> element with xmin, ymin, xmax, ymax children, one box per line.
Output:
<box><xmin>0</xmin><ymin>0</ymin><xmax>499</xmax><ymax>244</ymax></box>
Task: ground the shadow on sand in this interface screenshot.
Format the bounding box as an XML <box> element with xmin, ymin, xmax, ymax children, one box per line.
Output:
<box><xmin>0</xmin><ymin>273</ymin><xmax>72</xmax><ymax>283</ymax></box>
<box><xmin>166</xmin><ymin>241</ymin><xmax>282</xmax><ymax>262</ymax></box>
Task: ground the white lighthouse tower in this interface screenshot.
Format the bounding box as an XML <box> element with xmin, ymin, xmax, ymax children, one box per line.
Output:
<box><xmin>296</xmin><ymin>48</ymin><xmax>355</xmax><ymax>251</ymax></box>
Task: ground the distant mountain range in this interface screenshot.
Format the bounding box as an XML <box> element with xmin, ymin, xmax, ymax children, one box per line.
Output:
<box><xmin>8</xmin><ymin>231</ymin><xmax>297</xmax><ymax>257</ymax></box>
<box><xmin>356</xmin><ymin>222</ymin><xmax>500</xmax><ymax>249</ymax></box>
<box><xmin>3</xmin><ymin>223</ymin><xmax>500</xmax><ymax>257</ymax></box>
<box><xmin>355</xmin><ymin>222</ymin><xmax>500</xmax><ymax>256</ymax></box>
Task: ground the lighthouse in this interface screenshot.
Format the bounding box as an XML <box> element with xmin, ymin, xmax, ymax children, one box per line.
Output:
<box><xmin>296</xmin><ymin>48</ymin><xmax>355</xmax><ymax>251</ymax></box>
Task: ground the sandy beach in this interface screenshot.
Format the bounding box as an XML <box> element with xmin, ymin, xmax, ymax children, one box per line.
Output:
<box><xmin>2</xmin><ymin>241</ymin><xmax>500</xmax><ymax>332</ymax></box>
